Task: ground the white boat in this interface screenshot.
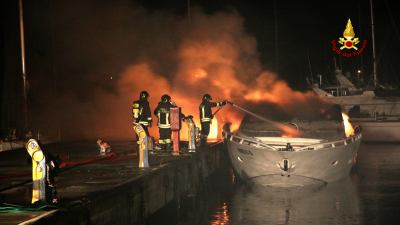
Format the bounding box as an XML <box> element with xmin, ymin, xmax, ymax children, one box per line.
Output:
<box><xmin>0</xmin><ymin>130</ymin><xmax>57</xmax><ymax>152</ymax></box>
<box><xmin>223</xmin><ymin>106</ymin><xmax>362</xmax><ymax>187</ymax></box>
<box><xmin>312</xmin><ymin>69</ymin><xmax>400</xmax><ymax>142</ymax></box>
<box><xmin>0</xmin><ymin>140</ymin><xmax>25</xmax><ymax>152</ymax></box>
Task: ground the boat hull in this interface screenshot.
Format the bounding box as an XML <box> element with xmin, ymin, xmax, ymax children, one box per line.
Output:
<box><xmin>226</xmin><ymin>134</ymin><xmax>361</xmax><ymax>187</ymax></box>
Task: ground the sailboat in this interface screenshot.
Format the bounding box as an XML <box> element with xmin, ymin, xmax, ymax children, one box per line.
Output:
<box><xmin>1</xmin><ymin>0</ymin><xmax>58</xmax><ymax>151</ymax></box>
<box><xmin>312</xmin><ymin>0</ymin><xmax>400</xmax><ymax>142</ymax></box>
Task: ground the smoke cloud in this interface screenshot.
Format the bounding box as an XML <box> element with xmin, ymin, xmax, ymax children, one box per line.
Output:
<box><xmin>31</xmin><ymin>1</ymin><xmax>329</xmax><ymax>140</ymax></box>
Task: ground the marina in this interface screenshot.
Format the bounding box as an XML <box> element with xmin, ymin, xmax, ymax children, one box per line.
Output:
<box><xmin>2</xmin><ymin>0</ymin><xmax>400</xmax><ymax>224</ymax></box>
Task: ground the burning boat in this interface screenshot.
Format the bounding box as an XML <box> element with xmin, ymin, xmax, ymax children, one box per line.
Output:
<box><xmin>223</xmin><ymin>104</ymin><xmax>362</xmax><ymax>187</ymax></box>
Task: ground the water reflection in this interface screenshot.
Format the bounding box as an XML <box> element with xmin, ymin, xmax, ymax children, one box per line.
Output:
<box><xmin>149</xmin><ymin>143</ymin><xmax>400</xmax><ymax>225</ymax></box>
<box><xmin>228</xmin><ymin>178</ymin><xmax>361</xmax><ymax>225</ymax></box>
<box><xmin>210</xmin><ymin>202</ymin><xmax>230</xmax><ymax>225</ymax></box>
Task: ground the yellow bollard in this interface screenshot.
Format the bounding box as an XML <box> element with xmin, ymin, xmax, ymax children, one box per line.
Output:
<box><xmin>134</xmin><ymin>123</ymin><xmax>149</xmax><ymax>168</ymax></box>
<box><xmin>26</xmin><ymin>139</ymin><xmax>46</xmax><ymax>204</ymax></box>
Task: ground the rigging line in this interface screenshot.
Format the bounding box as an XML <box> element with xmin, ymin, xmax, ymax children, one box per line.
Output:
<box><xmin>376</xmin><ymin>28</ymin><xmax>392</xmax><ymax>69</ymax></box>
<box><xmin>383</xmin><ymin>0</ymin><xmax>400</xmax><ymax>42</ymax></box>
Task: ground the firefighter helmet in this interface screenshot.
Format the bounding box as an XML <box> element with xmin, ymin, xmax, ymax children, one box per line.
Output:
<box><xmin>202</xmin><ymin>94</ymin><xmax>212</xmax><ymax>101</ymax></box>
<box><xmin>161</xmin><ymin>94</ymin><xmax>171</xmax><ymax>102</ymax></box>
<box><xmin>140</xmin><ymin>91</ymin><xmax>149</xmax><ymax>99</ymax></box>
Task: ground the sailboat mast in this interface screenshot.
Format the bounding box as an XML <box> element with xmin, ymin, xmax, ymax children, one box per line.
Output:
<box><xmin>18</xmin><ymin>0</ymin><xmax>28</xmax><ymax>132</ymax></box>
<box><xmin>369</xmin><ymin>0</ymin><xmax>378</xmax><ymax>87</ymax></box>
<box><xmin>274</xmin><ymin>0</ymin><xmax>279</xmax><ymax>73</ymax></box>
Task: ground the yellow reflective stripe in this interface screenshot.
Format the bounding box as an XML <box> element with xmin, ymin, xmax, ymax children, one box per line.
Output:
<box><xmin>165</xmin><ymin>139</ymin><xmax>171</xmax><ymax>143</ymax></box>
<box><xmin>201</xmin><ymin>106</ymin><xmax>205</xmax><ymax>119</ymax></box>
<box><xmin>159</xmin><ymin>124</ymin><xmax>171</xmax><ymax>128</ymax></box>
<box><xmin>147</xmin><ymin>117</ymin><xmax>152</xmax><ymax>121</ymax></box>
<box><xmin>139</xmin><ymin>121</ymin><xmax>149</xmax><ymax>125</ymax></box>
<box><xmin>133</xmin><ymin>103</ymin><xmax>139</xmax><ymax>107</ymax></box>
<box><xmin>159</xmin><ymin>139</ymin><xmax>165</xmax><ymax>144</ymax></box>
<box><xmin>201</xmin><ymin>118</ymin><xmax>211</xmax><ymax>122</ymax></box>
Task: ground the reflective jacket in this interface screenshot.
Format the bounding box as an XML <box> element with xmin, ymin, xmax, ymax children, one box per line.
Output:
<box><xmin>154</xmin><ymin>101</ymin><xmax>175</xmax><ymax>129</ymax></box>
<box><xmin>132</xmin><ymin>99</ymin><xmax>152</xmax><ymax>126</ymax></box>
<box><xmin>199</xmin><ymin>100</ymin><xmax>223</xmax><ymax>123</ymax></box>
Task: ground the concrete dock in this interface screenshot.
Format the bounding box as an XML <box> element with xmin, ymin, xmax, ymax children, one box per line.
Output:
<box><xmin>0</xmin><ymin>141</ymin><xmax>228</xmax><ymax>225</ymax></box>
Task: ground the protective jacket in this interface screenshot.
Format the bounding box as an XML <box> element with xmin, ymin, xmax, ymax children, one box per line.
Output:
<box><xmin>132</xmin><ymin>99</ymin><xmax>152</xmax><ymax>126</ymax></box>
<box><xmin>199</xmin><ymin>100</ymin><xmax>224</xmax><ymax>123</ymax></box>
<box><xmin>154</xmin><ymin>101</ymin><xmax>176</xmax><ymax>129</ymax></box>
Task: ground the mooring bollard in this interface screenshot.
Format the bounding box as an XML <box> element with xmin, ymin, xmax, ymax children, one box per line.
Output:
<box><xmin>170</xmin><ymin>107</ymin><xmax>181</xmax><ymax>156</ymax></box>
<box><xmin>26</xmin><ymin>139</ymin><xmax>46</xmax><ymax>204</ymax></box>
<box><xmin>134</xmin><ymin>123</ymin><xmax>149</xmax><ymax>168</ymax></box>
<box><xmin>185</xmin><ymin>115</ymin><xmax>197</xmax><ymax>152</ymax></box>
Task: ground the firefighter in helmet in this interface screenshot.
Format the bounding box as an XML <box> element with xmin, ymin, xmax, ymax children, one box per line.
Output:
<box><xmin>154</xmin><ymin>94</ymin><xmax>176</xmax><ymax>150</ymax></box>
<box><xmin>199</xmin><ymin>94</ymin><xmax>226</xmax><ymax>145</ymax></box>
<box><xmin>132</xmin><ymin>91</ymin><xmax>152</xmax><ymax>135</ymax></box>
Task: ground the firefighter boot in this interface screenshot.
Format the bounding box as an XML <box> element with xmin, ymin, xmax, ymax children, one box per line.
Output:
<box><xmin>200</xmin><ymin>135</ymin><xmax>207</xmax><ymax>146</ymax></box>
<box><xmin>165</xmin><ymin>143</ymin><xmax>172</xmax><ymax>152</ymax></box>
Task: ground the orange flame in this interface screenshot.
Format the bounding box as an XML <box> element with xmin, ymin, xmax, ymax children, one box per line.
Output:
<box><xmin>342</xmin><ymin>112</ymin><xmax>355</xmax><ymax>137</ymax></box>
<box><xmin>209</xmin><ymin>118</ymin><xmax>219</xmax><ymax>140</ymax></box>
<box><xmin>77</xmin><ymin>10</ymin><xmax>328</xmax><ymax>141</ymax></box>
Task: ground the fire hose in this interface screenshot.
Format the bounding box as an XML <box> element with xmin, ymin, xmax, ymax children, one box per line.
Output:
<box><xmin>227</xmin><ymin>101</ymin><xmax>277</xmax><ymax>125</ymax></box>
<box><xmin>226</xmin><ymin>101</ymin><xmax>300</xmax><ymax>133</ymax></box>
<box><xmin>211</xmin><ymin>106</ymin><xmax>224</xmax><ymax>118</ymax></box>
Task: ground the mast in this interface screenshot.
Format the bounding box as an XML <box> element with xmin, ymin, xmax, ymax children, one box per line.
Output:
<box><xmin>187</xmin><ymin>0</ymin><xmax>191</xmax><ymax>23</ymax></box>
<box><xmin>18</xmin><ymin>0</ymin><xmax>28</xmax><ymax>133</ymax></box>
<box><xmin>274</xmin><ymin>0</ymin><xmax>279</xmax><ymax>73</ymax></box>
<box><xmin>369</xmin><ymin>0</ymin><xmax>378</xmax><ymax>87</ymax></box>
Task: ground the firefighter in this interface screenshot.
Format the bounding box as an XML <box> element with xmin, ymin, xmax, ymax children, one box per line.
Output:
<box><xmin>199</xmin><ymin>94</ymin><xmax>226</xmax><ymax>145</ymax></box>
<box><xmin>154</xmin><ymin>94</ymin><xmax>176</xmax><ymax>150</ymax></box>
<box><xmin>132</xmin><ymin>91</ymin><xmax>152</xmax><ymax>135</ymax></box>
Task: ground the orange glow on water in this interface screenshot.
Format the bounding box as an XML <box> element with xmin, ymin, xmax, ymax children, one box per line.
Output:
<box><xmin>210</xmin><ymin>202</ymin><xmax>230</xmax><ymax>225</ymax></box>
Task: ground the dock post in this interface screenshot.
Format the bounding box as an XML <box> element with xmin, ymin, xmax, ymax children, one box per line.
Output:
<box><xmin>134</xmin><ymin>124</ymin><xmax>149</xmax><ymax>168</ymax></box>
<box><xmin>185</xmin><ymin>115</ymin><xmax>197</xmax><ymax>152</ymax></box>
<box><xmin>26</xmin><ymin>139</ymin><xmax>46</xmax><ymax>204</ymax></box>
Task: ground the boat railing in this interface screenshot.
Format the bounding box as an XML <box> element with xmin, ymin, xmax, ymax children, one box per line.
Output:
<box><xmin>223</xmin><ymin>132</ymin><xmax>278</xmax><ymax>151</ymax></box>
<box><xmin>224</xmin><ymin>131</ymin><xmax>362</xmax><ymax>152</ymax></box>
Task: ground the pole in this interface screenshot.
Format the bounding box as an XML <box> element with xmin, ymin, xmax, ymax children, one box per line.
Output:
<box><xmin>18</xmin><ymin>0</ymin><xmax>28</xmax><ymax>133</ymax></box>
<box><xmin>370</xmin><ymin>0</ymin><xmax>378</xmax><ymax>87</ymax></box>
<box><xmin>187</xmin><ymin>0</ymin><xmax>191</xmax><ymax>23</ymax></box>
<box><xmin>274</xmin><ymin>0</ymin><xmax>279</xmax><ymax>73</ymax></box>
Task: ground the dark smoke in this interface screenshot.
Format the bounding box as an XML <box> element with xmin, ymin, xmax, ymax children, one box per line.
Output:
<box><xmin>26</xmin><ymin>0</ymin><xmax>332</xmax><ymax>140</ymax></box>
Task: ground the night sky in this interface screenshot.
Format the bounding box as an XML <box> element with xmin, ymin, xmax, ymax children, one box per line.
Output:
<box><xmin>1</xmin><ymin>0</ymin><xmax>400</xmax><ymax>138</ymax></box>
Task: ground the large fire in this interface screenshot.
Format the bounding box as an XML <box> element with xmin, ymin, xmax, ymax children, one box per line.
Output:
<box><xmin>69</xmin><ymin>9</ymin><xmax>330</xmax><ymax>141</ymax></box>
<box><xmin>342</xmin><ymin>112</ymin><xmax>355</xmax><ymax>137</ymax></box>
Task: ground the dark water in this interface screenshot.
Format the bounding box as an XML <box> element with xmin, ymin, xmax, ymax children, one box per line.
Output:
<box><xmin>148</xmin><ymin>143</ymin><xmax>400</xmax><ymax>225</ymax></box>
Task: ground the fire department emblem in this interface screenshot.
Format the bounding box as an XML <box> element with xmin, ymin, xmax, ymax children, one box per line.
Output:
<box><xmin>331</xmin><ymin>18</ymin><xmax>367</xmax><ymax>57</ymax></box>
<box><xmin>339</xmin><ymin>19</ymin><xmax>359</xmax><ymax>50</ymax></box>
